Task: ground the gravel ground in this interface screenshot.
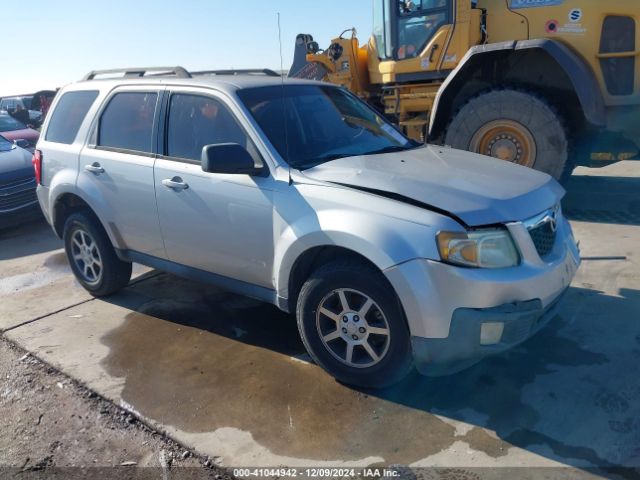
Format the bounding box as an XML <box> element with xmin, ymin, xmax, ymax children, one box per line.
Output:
<box><xmin>0</xmin><ymin>337</ymin><xmax>234</xmax><ymax>479</ymax></box>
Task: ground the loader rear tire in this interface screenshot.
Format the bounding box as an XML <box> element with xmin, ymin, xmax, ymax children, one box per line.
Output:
<box><xmin>444</xmin><ymin>89</ymin><xmax>571</xmax><ymax>182</ymax></box>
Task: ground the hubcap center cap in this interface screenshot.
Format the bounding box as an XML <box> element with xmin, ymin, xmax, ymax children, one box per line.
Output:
<box><xmin>490</xmin><ymin>138</ymin><xmax>519</xmax><ymax>161</ymax></box>
<box><xmin>341</xmin><ymin>312</ymin><xmax>366</xmax><ymax>341</ymax></box>
<box><xmin>82</xmin><ymin>247</ymin><xmax>93</xmax><ymax>263</ymax></box>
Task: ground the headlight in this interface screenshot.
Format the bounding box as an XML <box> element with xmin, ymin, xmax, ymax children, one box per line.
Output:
<box><xmin>437</xmin><ymin>228</ymin><xmax>520</xmax><ymax>268</ymax></box>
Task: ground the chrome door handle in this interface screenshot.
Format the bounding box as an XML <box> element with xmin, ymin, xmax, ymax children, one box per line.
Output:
<box><xmin>162</xmin><ymin>177</ymin><xmax>189</xmax><ymax>191</ymax></box>
<box><xmin>85</xmin><ymin>163</ymin><xmax>104</xmax><ymax>174</ymax></box>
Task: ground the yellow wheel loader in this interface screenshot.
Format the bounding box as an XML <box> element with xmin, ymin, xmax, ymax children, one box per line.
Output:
<box><xmin>290</xmin><ymin>0</ymin><xmax>640</xmax><ymax>182</ymax></box>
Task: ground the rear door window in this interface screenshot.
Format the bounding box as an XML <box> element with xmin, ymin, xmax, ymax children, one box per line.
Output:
<box><xmin>45</xmin><ymin>91</ymin><xmax>99</xmax><ymax>144</ymax></box>
<box><xmin>98</xmin><ymin>92</ymin><xmax>158</xmax><ymax>153</ymax></box>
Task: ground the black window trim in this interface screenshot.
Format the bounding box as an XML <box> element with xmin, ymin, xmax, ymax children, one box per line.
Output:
<box><xmin>93</xmin><ymin>145</ymin><xmax>157</xmax><ymax>158</ymax></box>
<box><xmin>158</xmin><ymin>89</ymin><xmax>268</xmax><ymax>175</ymax></box>
<box><xmin>90</xmin><ymin>88</ymin><xmax>162</xmax><ymax>157</ymax></box>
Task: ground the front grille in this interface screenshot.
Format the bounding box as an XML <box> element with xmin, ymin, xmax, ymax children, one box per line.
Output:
<box><xmin>528</xmin><ymin>221</ymin><xmax>557</xmax><ymax>259</ymax></box>
<box><xmin>0</xmin><ymin>175</ymin><xmax>33</xmax><ymax>189</ymax></box>
<box><xmin>0</xmin><ymin>180</ymin><xmax>37</xmax><ymax>212</ymax></box>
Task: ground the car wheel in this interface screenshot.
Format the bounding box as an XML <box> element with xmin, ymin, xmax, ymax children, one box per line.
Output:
<box><xmin>445</xmin><ymin>89</ymin><xmax>571</xmax><ymax>182</ymax></box>
<box><xmin>63</xmin><ymin>211</ymin><xmax>132</xmax><ymax>297</ymax></box>
<box><xmin>296</xmin><ymin>260</ymin><xmax>413</xmax><ymax>389</ymax></box>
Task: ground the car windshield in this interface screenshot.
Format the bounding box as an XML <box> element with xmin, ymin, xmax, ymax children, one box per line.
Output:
<box><xmin>0</xmin><ymin>113</ymin><xmax>26</xmax><ymax>132</ymax></box>
<box><xmin>237</xmin><ymin>85</ymin><xmax>417</xmax><ymax>169</ymax></box>
<box><xmin>0</xmin><ymin>135</ymin><xmax>13</xmax><ymax>152</ymax></box>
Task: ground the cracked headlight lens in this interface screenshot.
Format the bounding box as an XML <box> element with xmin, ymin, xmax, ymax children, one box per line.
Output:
<box><xmin>437</xmin><ymin>228</ymin><xmax>520</xmax><ymax>268</ymax></box>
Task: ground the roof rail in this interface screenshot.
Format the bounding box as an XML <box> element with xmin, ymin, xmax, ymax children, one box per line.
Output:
<box><xmin>190</xmin><ymin>69</ymin><xmax>281</xmax><ymax>77</ymax></box>
<box><xmin>82</xmin><ymin>66</ymin><xmax>191</xmax><ymax>81</ymax></box>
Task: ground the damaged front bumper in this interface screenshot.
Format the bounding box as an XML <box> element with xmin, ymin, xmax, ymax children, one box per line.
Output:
<box><xmin>411</xmin><ymin>290</ymin><xmax>567</xmax><ymax>376</ymax></box>
<box><xmin>384</xmin><ymin>211</ymin><xmax>580</xmax><ymax>376</ymax></box>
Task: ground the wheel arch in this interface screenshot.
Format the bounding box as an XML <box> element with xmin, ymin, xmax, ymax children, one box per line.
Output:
<box><xmin>429</xmin><ymin>39</ymin><xmax>606</xmax><ymax>142</ymax></box>
<box><xmin>284</xmin><ymin>245</ymin><xmax>387</xmax><ymax>313</ymax></box>
<box><xmin>51</xmin><ymin>191</ymin><xmax>123</xmax><ymax>251</ymax></box>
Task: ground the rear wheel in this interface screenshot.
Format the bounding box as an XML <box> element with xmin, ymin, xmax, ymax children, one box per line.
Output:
<box><xmin>296</xmin><ymin>260</ymin><xmax>412</xmax><ymax>389</ymax></box>
<box><xmin>445</xmin><ymin>89</ymin><xmax>571</xmax><ymax>182</ymax></box>
<box><xmin>63</xmin><ymin>212</ymin><xmax>132</xmax><ymax>297</ymax></box>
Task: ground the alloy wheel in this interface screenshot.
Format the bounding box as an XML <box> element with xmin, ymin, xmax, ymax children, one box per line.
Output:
<box><xmin>315</xmin><ymin>288</ymin><xmax>391</xmax><ymax>368</ymax></box>
<box><xmin>70</xmin><ymin>229</ymin><xmax>103</xmax><ymax>285</ymax></box>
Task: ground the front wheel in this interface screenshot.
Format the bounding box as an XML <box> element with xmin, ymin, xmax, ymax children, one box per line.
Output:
<box><xmin>445</xmin><ymin>89</ymin><xmax>572</xmax><ymax>182</ymax></box>
<box><xmin>296</xmin><ymin>260</ymin><xmax>413</xmax><ymax>389</ymax></box>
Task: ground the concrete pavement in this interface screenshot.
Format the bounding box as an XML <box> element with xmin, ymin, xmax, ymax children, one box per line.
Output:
<box><xmin>1</xmin><ymin>162</ymin><xmax>639</xmax><ymax>473</ymax></box>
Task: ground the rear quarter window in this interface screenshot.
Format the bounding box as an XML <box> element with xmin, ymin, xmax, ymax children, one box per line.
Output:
<box><xmin>45</xmin><ymin>91</ymin><xmax>99</xmax><ymax>144</ymax></box>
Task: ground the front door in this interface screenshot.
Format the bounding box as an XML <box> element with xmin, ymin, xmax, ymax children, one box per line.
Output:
<box><xmin>153</xmin><ymin>91</ymin><xmax>275</xmax><ymax>288</ymax></box>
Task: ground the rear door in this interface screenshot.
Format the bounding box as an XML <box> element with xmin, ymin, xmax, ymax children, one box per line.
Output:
<box><xmin>153</xmin><ymin>89</ymin><xmax>275</xmax><ymax>288</ymax></box>
<box><xmin>78</xmin><ymin>87</ymin><xmax>165</xmax><ymax>257</ymax></box>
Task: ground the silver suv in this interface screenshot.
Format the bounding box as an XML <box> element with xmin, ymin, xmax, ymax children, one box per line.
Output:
<box><xmin>34</xmin><ymin>67</ymin><xmax>580</xmax><ymax>388</ymax></box>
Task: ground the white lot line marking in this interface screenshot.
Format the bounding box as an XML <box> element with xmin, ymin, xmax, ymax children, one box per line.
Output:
<box><xmin>159</xmin><ymin>450</ymin><xmax>170</xmax><ymax>480</ymax></box>
<box><xmin>288</xmin><ymin>404</ymin><xmax>294</xmax><ymax>429</ymax></box>
<box><xmin>289</xmin><ymin>353</ymin><xmax>313</xmax><ymax>365</ymax></box>
<box><xmin>119</xmin><ymin>399</ymin><xmax>144</xmax><ymax>419</ymax></box>
<box><xmin>0</xmin><ymin>268</ymin><xmax>68</xmax><ymax>296</ymax></box>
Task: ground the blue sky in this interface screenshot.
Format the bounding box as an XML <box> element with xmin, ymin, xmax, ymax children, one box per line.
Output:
<box><xmin>0</xmin><ymin>0</ymin><xmax>372</xmax><ymax>97</ymax></box>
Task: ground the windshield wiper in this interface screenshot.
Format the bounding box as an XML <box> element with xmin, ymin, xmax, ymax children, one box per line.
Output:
<box><xmin>360</xmin><ymin>144</ymin><xmax>417</xmax><ymax>156</ymax></box>
<box><xmin>297</xmin><ymin>143</ymin><xmax>421</xmax><ymax>169</ymax></box>
<box><xmin>297</xmin><ymin>152</ymin><xmax>360</xmax><ymax>169</ymax></box>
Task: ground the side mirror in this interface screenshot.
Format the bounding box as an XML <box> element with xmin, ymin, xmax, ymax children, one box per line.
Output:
<box><xmin>201</xmin><ymin>143</ymin><xmax>262</xmax><ymax>175</ymax></box>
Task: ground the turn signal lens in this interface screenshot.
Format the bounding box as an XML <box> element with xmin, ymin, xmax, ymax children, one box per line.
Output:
<box><xmin>480</xmin><ymin>322</ymin><xmax>505</xmax><ymax>345</ymax></box>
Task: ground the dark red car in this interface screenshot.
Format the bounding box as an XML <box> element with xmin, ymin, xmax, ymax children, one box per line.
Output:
<box><xmin>0</xmin><ymin>112</ymin><xmax>39</xmax><ymax>151</ymax></box>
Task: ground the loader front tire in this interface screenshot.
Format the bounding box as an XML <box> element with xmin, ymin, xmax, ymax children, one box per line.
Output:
<box><xmin>444</xmin><ymin>89</ymin><xmax>572</xmax><ymax>182</ymax></box>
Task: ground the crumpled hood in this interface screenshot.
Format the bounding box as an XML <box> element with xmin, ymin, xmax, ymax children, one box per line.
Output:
<box><xmin>299</xmin><ymin>145</ymin><xmax>565</xmax><ymax>226</ymax></box>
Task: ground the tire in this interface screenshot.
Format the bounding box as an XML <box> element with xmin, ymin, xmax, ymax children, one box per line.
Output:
<box><xmin>63</xmin><ymin>211</ymin><xmax>132</xmax><ymax>297</ymax></box>
<box><xmin>296</xmin><ymin>260</ymin><xmax>413</xmax><ymax>389</ymax></box>
<box><xmin>444</xmin><ymin>89</ymin><xmax>571</xmax><ymax>182</ymax></box>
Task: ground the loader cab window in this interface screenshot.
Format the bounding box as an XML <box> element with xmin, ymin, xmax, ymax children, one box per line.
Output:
<box><xmin>398</xmin><ymin>0</ymin><xmax>449</xmax><ymax>59</ymax></box>
<box><xmin>373</xmin><ymin>0</ymin><xmax>451</xmax><ymax>60</ymax></box>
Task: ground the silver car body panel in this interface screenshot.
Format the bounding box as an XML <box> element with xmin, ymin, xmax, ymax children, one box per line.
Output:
<box><xmin>36</xmin><ymin>75</ymin><xmax>579</xmax><ymax>361</ymax></box>
<box><xmin>272</xmin><ymin>180</ymin><xmax>464</xmax><ymax>302</ymax></box>
<box><xmin>386</xmin><ymin>213</ymin><xmax>580</xmax><ymax>338</ymax></box>
<box><xmin>300</xmin><ymin>145</ymin><xmax>565</xmax><ymax>227</ymax></box>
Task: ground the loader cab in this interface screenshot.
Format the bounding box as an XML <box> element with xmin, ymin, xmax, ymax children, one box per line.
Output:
<box><xmin>373</xmin><ymin>0</ymin><xmax>453</xmax><ymax>61</ymax></box>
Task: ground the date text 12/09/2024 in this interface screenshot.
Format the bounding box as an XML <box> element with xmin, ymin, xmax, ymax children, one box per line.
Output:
<box><xmin>233</xmin><ymin>468</ymin><xmax>402</xmax><ymax>478</ymax></box>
